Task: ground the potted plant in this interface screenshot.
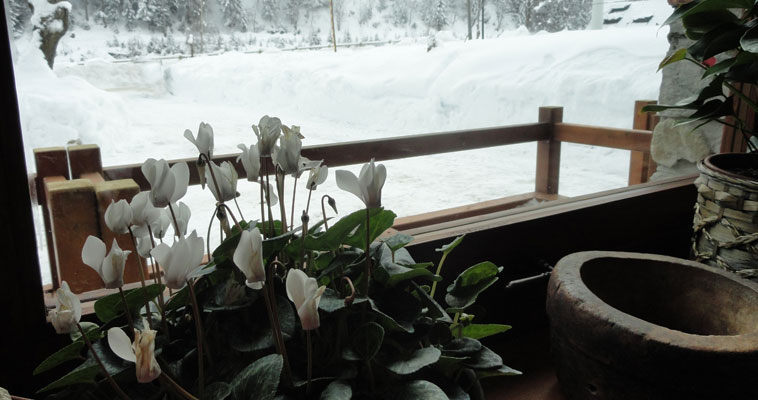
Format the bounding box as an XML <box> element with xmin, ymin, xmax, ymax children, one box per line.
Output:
<box><xmin>645</xmin><ymin>0</ymin><xmax>758</xmax><ymax>278</ymax></box>
<box><xmin>33</xmin><ymin>117</ymin><xmax>519</xmax><ymax>399</ymax></box>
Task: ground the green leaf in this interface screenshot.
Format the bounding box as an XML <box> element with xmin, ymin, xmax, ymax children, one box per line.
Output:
<box><xmin>663</xmin><ymin>0</ymin><xmax>753</xmax><ymax>26</ymax></box>
<box><xmin>682</xmin><ymin>9</ymin><xmax>739</xmax><ymax>36</ymax></box>
<box><xmin>458</xmin><ymin>324</ymin><xmax>511</xmax><ymax>340</ymax></box>
<box><xmin>411</xmin><ymin>282</ymin><xmax>452</xmax><ymax>323</ymax></box>
<box><xmin>435</xmin><ymin>234</ymin><xmax>465</xmax><ymax>255</ymax></box>
<box><xmin>304</xmin><ymin>208</ymin><xmax>390</xmax><ymax>251</ymax></box>
<box><xmin>688</xmin><ymin>22</ymin><xmax>746</xmax><ymax>60</ymax></box>
<box><xmin>69</xmin><ymin>322</ymin><xmax>100</xmax><ymax>342</ymax></box>
<box><xmin>383</xmin><ymin>233</ymin><xmax>414</xmax><ymax>252</ymax></box>
<box><xmin>34</xmin><ymin>341</ymin><xmax>86</xmax><ymax>376</ymax></box>
<box><xmin>675</xmin><ymin>97</ymin><xmax>735</xmax><ymax>126</ymax></box>
<box><xmin>165</xmin><ymin>285</ymin><xmax>190</xmax><ymax>312</ymax></box>
<box><xmin>320</xmin><ymin>380</ymin><xmax>352</xmax><ymax>400</ymax></box>
<box><xmin>381</xmin><ymin>347</ymin><xmax>441</xmax><ymax>375</ymax></box>
<box><xmin>463</xmin><ymin>345</ymin><xmax>503</xmax><ymax>370</ymax></box>
<box><xmin>37</xmin><ymin>363</ymin><xmax>99</xmax><ymax>393</ymax></box>
<box><xmin>371</xmin><ymin>290</ymin><xmax>422</xmax><ymax>333</ymax></box>
<box><xmin>230</xmin><ymin>354</ymin><xmax>283</xmax><ymax>400</ymax></box>
<box><xmin>476</xmin><ymin>365</ymin><xmax>522</xmax><ymax>379</ymax></box>
<box><xmin>94</xmin><ymin>284</ymin><xmax>164</xmax><ymax>323</ymax></box>
<box><xmin>203</xmin><ymin>382</ymin><xmax>232</xmax><ymax>400</ymax></box>
<box><xmin>342</xmin><ymin>209</ymin><xmax>397</xmax><ymax>251</ymax></box>
<box><xmin>396</xmin><ymin>380</ymin><xmax>448</xmax><ymax>400</ymax></box>
<box><xmin>657</xmin><ymin>48</ymin><xmax>687</xmax><ymax>71</ymax></box>
<box><xmin>445</xmin><ymin>262</ymin><xmax>502</xmax><ymax>312</ymax></box>
<box><xmin>350</xmin><ymin>322</ymin><xmax>384</xmax><ymax>361</ymax></box>
<box><xmin>319</xmin><ymin>289</ymin><xmax>368</xmax><ymax>313</ymax></box>
<box><xmin>442</xmin><ymin>337</ymin><xmax>482</xmax><ymax>357</ymax></box>
<box><xmin>228</xmin><ymin>296</ymin><xmax>295</xmax><ymax>352</ymax></box>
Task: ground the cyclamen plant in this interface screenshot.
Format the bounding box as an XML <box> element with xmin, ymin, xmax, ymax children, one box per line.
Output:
<box><xmin>36</xmin><ymin>117</ymin><xmax>519</xmax><ymax>400</ymax></box>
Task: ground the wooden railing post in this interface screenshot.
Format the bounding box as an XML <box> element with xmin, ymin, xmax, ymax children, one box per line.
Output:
<box><xmin>34</xmin><ymin>147</ymin><xmax>69</xmax><ymax>290</ymax></box>
<box><xmin>628</xmin><ymin>100</ymin><xmax>658</xmax><ymax>185</ymax></box>
<box><xmin>68</xmin><ymin>144</ymin><xmax>102</xmax><ymax>179</ymax></box>
<box><xmin>46</xmin><ymin>179</ymin><xmax>103</xmax><ymax>293</ymax></box>
<box><xmin>536</xmin><ymin>107</ymin><xmax>563</xmax><ymax>195</ymax></box>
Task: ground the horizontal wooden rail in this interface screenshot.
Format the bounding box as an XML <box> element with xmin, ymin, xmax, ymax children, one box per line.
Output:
<box><xmin>553</xmin><ymin>123</ymin><xmax>652</xmax><ymax>152</ymax></box>
<box><xmin>103</xmin><ymin>123</ymin><xmax>551</xmax><ymax>190</ymax></box>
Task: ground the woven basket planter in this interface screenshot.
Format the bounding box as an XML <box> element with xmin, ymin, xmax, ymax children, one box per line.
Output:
<box><xmin>693</xmin><ymin>153</ymin><xmax>758</xmax><ymax>279</ymax></box>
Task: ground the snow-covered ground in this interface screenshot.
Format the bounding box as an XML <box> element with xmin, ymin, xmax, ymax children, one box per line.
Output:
<box><xmin>12</xmin><ymin>2</ymin><xmax>673</xmax><ymax>285</ymax></box>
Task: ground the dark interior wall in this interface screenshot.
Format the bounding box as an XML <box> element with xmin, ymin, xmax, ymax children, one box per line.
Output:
<box><xmin>0</xmin><ymin>1</ymin><xmax>62</xmax><ymax>395</ymax></box>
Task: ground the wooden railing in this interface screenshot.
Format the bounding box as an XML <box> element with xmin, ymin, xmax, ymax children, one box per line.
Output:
<box><xmin>32</xmin><ymin>102</ymin><xmax>659</xmax><ymax>293</ymax></box>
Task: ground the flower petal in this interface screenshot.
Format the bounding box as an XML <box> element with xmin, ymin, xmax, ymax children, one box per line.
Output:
<box><xmin>108</xmin><ymin>328</ymin><xmax>136</xmax><ymax>362</ymax></box>
<box><xmin>335</xmin><ymin>170</ymin><xmax>364</xmax><ymax>204</ymax></box>
<box><xmin>286</xmin><ymin>269</ymin><xmax>309</xmax><ymax>310</ymax></box>
<box><xmin>81</xmin><ymin>235</ymin><xmax>106</xmax><ymax>273</ymax></box>
<box><xmin>170</xmin><ymin>162</ymin><xmax>190</xmax><ymax>203</ymax></box>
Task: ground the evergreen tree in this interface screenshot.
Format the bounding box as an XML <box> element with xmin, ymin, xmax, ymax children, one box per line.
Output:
<box><xmin>222</xmin><ymin>0</ymin><xmax>247</xmax><ymax>31</ymax></box>
<box><xmin>140</xmin><ymin>0</ymin><xmax>173</xmax><ymax>33</ymax></box>
<box><xmin>514</xmin><ymin>0</ymin><xmax>593</xmax><ymax>33</ymax></box>
<box><xmin>123</xmin><ymin>0</ymin><xmax>139</xmax><ymax>30</ymax></box>
<box><xmin>285</xmin><ymin>0</ymin><xmax>302</xmax><ymax>30</ymax></box>
<box><xmin>261</xmin><ymin>0</ymin><xmax>277</xmax><ymax>26</ymax></box>
<box><xmin>426</xmin><ymin>0</ymin><xmax>447</xmax><ymax>31</ymax></box>
<box><xmin>100</xmin><ymin>0</ymin><xmax>122</xmax><ymax>27</ymax></box>
<box><xmin>9</xmin><ymin>0</ymin><xmax>32</xmax><ymax>37</ymax></box>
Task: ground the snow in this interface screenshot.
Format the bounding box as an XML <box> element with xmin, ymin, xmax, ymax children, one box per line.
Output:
<box><xmin>12</xmin><ymin>3</ymin><xmax>673</xmax><ymax>285</ymax></box>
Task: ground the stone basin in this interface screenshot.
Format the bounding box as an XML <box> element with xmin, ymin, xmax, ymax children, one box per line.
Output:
<box><xmin>546</xmin><ymin>251</ymin><xmax>758</xmax><ymax>400</ymax></box>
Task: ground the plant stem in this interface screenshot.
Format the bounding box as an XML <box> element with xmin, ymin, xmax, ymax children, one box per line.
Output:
<box><xmin>261</xmin><ymin>278</ymin><xmax>292</xmax><ymax>385</ymax></box>
<box><xmin>306</xmin><ymin>330</ymin><xmax>313</xmax><ymax>395</ymax></box>
<box><xmin>429</xmin><ymin>251</ymin><xmax>449</xmax><ymax>299</ymax></box>
<box><xmin>160</xmin><ymin>374</ymin><xmax>199</xmax><ymax>400</ymax></box>
<box><xmin>199</xmin><ymin>153</ymin><xmax>224</xmax><ymax>206</ymax></box>
<box><xmin>321</xmin><ymin>195</ymin><xmax>330</xmax><ymax>230</ymax></box>
<box><xmin>290</xmin><ymin>175</ymin><xmax>298</xmax><ymax>232</ymax></box>
<box><xmin>76</xmin><ymin>323</ymin><xmax>130</xmax><ymax>400</ymax></box>
<box><xmin>263</xmin><ymin>159</ymin><xmax>275</xmax><ymax>236</ymax></box>
<box><xmin>118</xmin><ymin>287</ymin><xmax>135</xmax><ymax>334</ymax></box>
<box><xmin>167</xmin><ymin>203</ymin><xmax>182</xmax><ymax>237</ymax></box>
<box><xmin>275</xmin><ymin>167</ymin><xmax>288</xmax><ymax>233</ymax></box>
<box><xmin>147</xmin><ymin>225</ymin><xmax>170</xmax><ymax>341</ymax></box>
<box><xmin>364</xmin><ymin>208</ymin><xmax>371</xmax><ymax>294</ymax></box>
<box><xmin>259</xmin><ymin>166</ymin><xmax>267</xmax><ymax>239</ymax></box>
<box><xmin>187</xmin><ymin>279</ymin><xmax>204</xmax><ymax>397</ymax></box>
<box><xmin>233</xmin><ymin>197</ymin><xmax>245</xmax><ymax>222</ymax></box>
<box><xmin>128</xmin><ymin>226</ymin><xmax>152</xmax><ymax>326</ymax></box>
<box><xmin>452</xmin><ymin>312</ymin><xmax>462</xmax><ymax>338</ymax></box>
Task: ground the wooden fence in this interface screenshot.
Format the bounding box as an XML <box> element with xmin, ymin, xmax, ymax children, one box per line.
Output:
<box><xmin>32</xmin><ymin>101</ymin><xmax>659</xmax><ymax>294</ymax></box>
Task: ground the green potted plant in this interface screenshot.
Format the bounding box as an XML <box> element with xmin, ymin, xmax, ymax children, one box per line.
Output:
<box><xmin>645</xmin><ymin>0</ymin><xmax>758</xmax><ymax>279</ymax></box>
<box><xmin>33</xmin><ymin>117</ymin><xmax>520</xmax><ymax>399</ymax></box>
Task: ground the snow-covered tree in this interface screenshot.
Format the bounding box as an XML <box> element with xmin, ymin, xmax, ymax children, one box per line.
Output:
<box><xmin>425</xmin><ymin>0</ymin><xmax>447</xmax><ymax>31</ymax></box>
<box><xmin>261</xmin><ymin>0</ymin><xmax>277</xmax><ymax>26</ymax></box>
<box><xmin>8</xmin><ymin>0</ymin><xmax>32</xmax><ymax>36</ymax></box>
<box><xmin>222</xmin><ymin>0</ymin><xmax>247</xmax><ymax>31</ymax></box>
<box><xmin>511</xmin><ymin>0</ymin><xmax>592</xmax><ymax>33</ymax></box>
<box><xmin>30</xmin><ymin>0</ymin><xmax>71</xmax><ymax>68</ymax></box>
<box><xmin>184</xmin><ymin>0</ymin><xmax>205</xmax><ymax>47</ymax></box>
<box><xmin>122</xmin><ymin>0</ymin><xmax>138</xmax><ymax>29</ymax></box>
<box><xmin>285</xmin><ymin>0</ymin><xmax>302</xmax><ymax>30</ymax></box>
<box><xmin>139</xmin><ymin>0</ymin><xmax>173</xmax><ymax>33</ymax></box>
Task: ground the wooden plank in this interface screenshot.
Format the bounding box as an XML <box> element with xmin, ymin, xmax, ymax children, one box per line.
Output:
<box><xmin>42</xmin><ymin>176</ymin><xmax>66</xmax><ymax>289</ymax></box>
<box><xmin>103</xmin><ymin>123</ymin><xmax>550</xmax><ymax>190</ymax></box>
<box><xmin>33</xmin><ymin>147</ymin><xmax>69</xmax><ymax>205</ymax></box>
<box><xmin>553</xmin><ymin>123</ymin><xmax>652</xmax><ymax>152</ymax></box>
<box><xmin>536</xmin><ymin>107</ymin><xmax>563</xmax><ymax>195</ymax></box>
<box><xmin>721</xmin><ymin>83</ymin><xmax>757</xmax><ymax>153</ymax></box>
<box><xmin>47</xmin><ymin>179</ymin><xmax>103</xmax><ymax>293</ymax></box>
<box><xmin>393</xmin><ymin>192</ymin><xmax>549</xmax><ymax>231</ymax></box>
<box><xmin>67</xmin><ymin>144</ymin><xmax>102</xmax><ymax>179</ymax></box>
<box><xmin>628</xmin><ymin>100</ymin><xmax>656</xmax><ymax>185</ymax></box>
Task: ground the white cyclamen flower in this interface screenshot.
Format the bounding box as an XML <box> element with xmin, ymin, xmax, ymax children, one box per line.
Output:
<box><xmin>49</xmin><ymin>281</ymin><xmax>82</xmax><ymax>334</ymax></box>
<box><xmin>130</xmin><ymin>192</ymin><xmax>160</xmax><ymax>231</ymax></box>
<box><xmin>286</xmin><ymin>269</ymin><xmax>326</xmax><ymax>331</ymax></box>
<box><xmin>306</xmin><ymin>164</ymin><xmax>328</xmax><ymax>190</ymax></box>
<box><xmin>252</xmin><ymin>115</ymin><xmax>282</xmax><ymax>157</ymax></box>
<box><xmin>82</xmin><ymin>236</ymin><xmax>131</xmax><ymax>289</ymax></box>
<box><xmin>206</xmin><ymin>161</ymin><xmax>239</xmax><ymax>203</ymax></box>
<box><xmin>261</xmin><ymin>182</ymin><xmax>279</xmax><ymax>207</ymax></box>
<box><xmin>335</xmin><ymin>159</ymin><xmax>387</xmax><ymax>209</ymax></box>
<box><xmin>237</xmin><ymin>143</ymin><xmax>261</xmax><ymax>182</ymax></box>
<box><xmin>108</xmin><ymin>320</ymin><xmax>161</xmax><ymax>383</ymax></box>
<box><xmin>135</xmin><ymin>235</ymin><xmax>153</xmax><ymax>258</ymax></box>
<box><xmin>151</xmin><ymin>211</ymin><xmax>172</xmax><ymax>240</ymax></box>
<box><xmin>274</xmin><ymin>125</ymin><xmax>303</xmax><ymax>175</ymax></box>
<box><xmin>184</xmin><ymin>122</ymin><xmax>214</xmax><ymax>158</ymax></box>
<box><xmin>171</xmin><ymin>202</ymin><xmax>191</xmax><ymax>237</ymax></box>
<box><xmin>141</xmin><ymin>159</ymin><xmax>190</xmax><ymax>208</ymax></box>
<box><xmin>233</xmin><ymin>228</ymin><xmax>266</xmax><ymax>289</ymax></box>
<box><xmin>150</xmin><ymin>230</ymin><xmax>204</xmax><ymax>290</ymax></box>
<box><xmin>104</xmin><ymin>199</ymin><xmax>133</xmax><ymax>235</ymax></box>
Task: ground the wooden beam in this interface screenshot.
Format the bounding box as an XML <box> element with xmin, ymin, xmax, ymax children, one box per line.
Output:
<box><xmin>67</xmin><ymin>144</ymin><xmax>102</xmax><ymax>179</ymax></box>
<box><xmin>393</xmin><ymin>192</ymin><xmax>563</xmax><ymax>231</ymax></box>
<box><xmin>103</xmin><ymin>123</ymin><xmax>550</xmax><ymax>190</ymax></box>
<box><xmin>553</xmin><ymin>123</ymin><xmax>652</xmax><ymax>152</ymax></box>
<box><xmin>536</xmin><ymin>107</ymin><xmax>563</xmax><ymax>195</ymax></box>
<box><xmin>628</xmin><ymin>100</ymin><xmax>656</xmax><ymax>185</ymax></box>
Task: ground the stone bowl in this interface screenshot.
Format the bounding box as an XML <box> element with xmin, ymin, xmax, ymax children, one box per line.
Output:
<box><xmin>546</xmin><ymin>251</ymin><xmax>758</xmax><ymax>400</ymax></box>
